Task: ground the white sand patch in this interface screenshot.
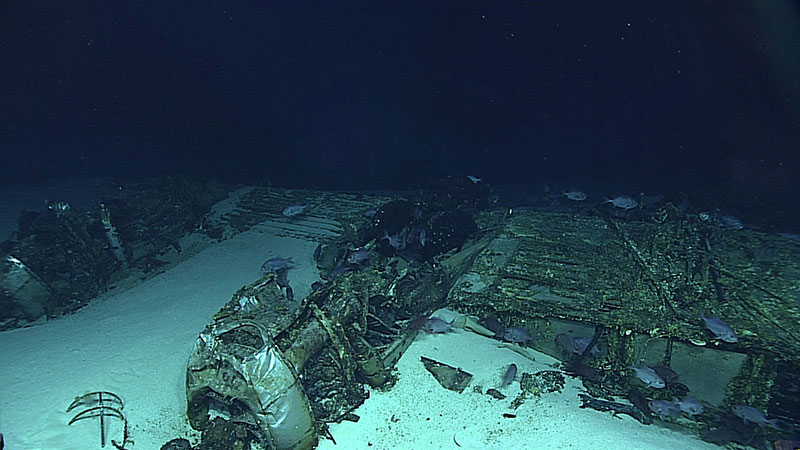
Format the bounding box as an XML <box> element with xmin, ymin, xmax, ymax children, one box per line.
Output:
<box><xmin>0</xmin><ymin>224</ymin><xmax>320</xmax><ymax>450</ymax></box>
<box><xmin>319</xmin><ymin>331</ymin><xmax>720</xmax><ymax>450</ymax></box>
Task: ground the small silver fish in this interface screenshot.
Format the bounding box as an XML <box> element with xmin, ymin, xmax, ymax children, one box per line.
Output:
<box><xmin>648</xmin><ymin>398</ymin><xmax>681</xmax><ymax>420</ymax></box>
<box><xmin>720</xmin><ymin>215</ymin><xmax>744</xmax><ymax>230</ymax></box>
<box><xmin>562</xmin><ymin>190</ymin><xmax>587</xmax><ymax>201</ymax></box>
<box><xmin>630</xmin><ymin>364</ymin><xmax>665</xmax><ymax>388</ymax></box>
<box><xmin>503</xmin><ymin>327</ymin><xmax>532</xmax><ymax>345</ymax></box>
<box><xmin>282</xmin><ymin>203</ymin><xmax>308</xmax><ymax>217</ymax></box>
<box><xmin>467</xmin><ymin>175</ymin><xmax>482</xmax><ymax>184</ymax></box>
<box><xmin>731</xmin><ymin>405</ymin><xmax>780</xmax><ymax>428</ymax></box>
<box><xmin>346</xmin><ymin>247</ymin><xmax>370</xmax><ymax>265</ymax></box>
<box><xmin>605</xmin><ymin>195</ymin><xmax>638</xmax><ymax>210</ymax></box>
<box><xmin>261</xmin><ymin>257</ymin><xmax>294</xmax><ymax>273</ymax></box>
<box><xmin>699</xmin><ymin>312</ymin><xmax>738</xmax><ymax>343</ymax></box>
<box><xmin>500</xmin><ymin>363</ymin><xmax>517</xmax><ymax>388</ymax></box>
<box><xmin>677</xmin><ymin>396</ymin><xmax>704</xmax><ymax>417</ymax></box>
<box><xmin>382</xmin><ymin>230</ymin><xmax>406</xmax><ymax>250</ymax></box>
<box><xmin>423</xmin><ymin>317</ymin><xmax>454</xmax><ymax>334</ymax></box>
<box><xmin>555</xmin><ymin>334</ymin><xmax>600</xmax><ymax>357</ymax></box>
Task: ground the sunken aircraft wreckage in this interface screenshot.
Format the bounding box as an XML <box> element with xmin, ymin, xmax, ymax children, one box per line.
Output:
<box><xmin>2</xmin><ymin>177</ymin><xmax>798</xmax><ymax>449</ymax></box>
<box><xmin>180</xmin><ymin>181</ymin><xmax>800</xmax><ymax>449</ymax></box>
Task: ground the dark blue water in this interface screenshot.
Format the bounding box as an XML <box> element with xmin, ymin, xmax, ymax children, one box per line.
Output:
<box><xmin>2</xmin><ymin>1</ymin><xmax>799</xmax><ymax>225</ymax></box>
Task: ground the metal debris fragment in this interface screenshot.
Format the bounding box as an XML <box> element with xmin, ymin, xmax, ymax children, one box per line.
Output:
<box><xmin>420</xmin><ymin>356</ymin><xmax>473</xmax><ymax>393</ymax></box>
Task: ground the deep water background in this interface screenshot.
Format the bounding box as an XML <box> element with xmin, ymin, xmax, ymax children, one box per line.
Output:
<box><xmin>2</xmin><ymin>1</ymin><xmax>799</xmax><ymax>219</ymax></box>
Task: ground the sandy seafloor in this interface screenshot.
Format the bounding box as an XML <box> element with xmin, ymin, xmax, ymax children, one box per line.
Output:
<box><xmin>0</xmin><ymin>184</ymin><xmax>721</xmax><ymax>450</ymax></box>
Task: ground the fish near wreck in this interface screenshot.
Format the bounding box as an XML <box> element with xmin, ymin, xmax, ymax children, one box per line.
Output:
<box><xmin>423</xmin><ymin>317</ymin><xmax>455</xmax><ymax>334</ymax></box>
<box><xmin>346</xmin><ymin>247</ymin><xmax>370</xmax><ymax>265</ymax></box>
<box><xmin>605</xmin><ymin>195</ymin><xmax>638</xmax><ymax>210</ymax></box>
<box><xmin>261</xmin><ymin>257</ymin><xmax>295</xmax><ymax>274</ymax></box>
<box><xmin>731</xmin><ymin>405</ymin><xmax>781</xmax><ymax>428</ymax></box>
<box><xmin>562</xmin><ymin>190</ymin><xmax>587</xmax><ymax>201</ymax></box>
<box><xmin>499</xmin><ymin>363</ymin><xmax>517</xmax><ymax>388</ymax></box>
<box><xmin>699</xmin><ymin>312</ymin><xmax>738</xmax><ymax>343</ymax></box>
<box><xmin>648</xmin><ymin>398</ymin><xmax>682</xmax><ymax>420</ymax></box>
<box><xmin>677</xmin><ymin>396</ymin><xmax>704</xmax><ymax>417</ymax></box>
<box><xmin>720</xmin><ymin>215</ymin><xmax>744</xmax><ymax>230</ymax></box>
<box><xmin>381</xmin><ymin>230</ymin><xmax>406</xmax><ymax>251</ymax></box>
<box><xmin>630</xmin><ymin>364</ymin><xmax>665</xmax><ymax>388</ymax></box>
<box><xmin>503</xmin><ymin>327</ymin><xmax>532</xmax><ymax>345</ymax></box>
<box><xmin>649</xmin><ymin>396</ymin><xmax>705</xmax><ymax>421</ymax></box>
<box><xmin>555</xmin><ymin>334</ymin><xmax>600</xmax><ymax>358</ymax></box>
<box><xmin>282</xmin><ymin>203</ymin><xmax>308</xmax><ymax>217</ymax></box>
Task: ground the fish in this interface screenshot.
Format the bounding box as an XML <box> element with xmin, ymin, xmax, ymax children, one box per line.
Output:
<box><xmin>699</xmin><ymin>312</ymin><xmax>738</xmax><ymax>343</ymax></box>
<box><xmin>562</xmin><ymin>190</ymin><xmax>587</xmax><ymax>201</ymax></box>
<box><xmin>423</xmin><ymin>317</ymin><xmax>454</xmax><ymax>334</ymax></box>
<box><xmin>605</xmin><ymin>195</ymin><xmax>638</xmax><ymax>210</ymax></box>
<box><xmin>677</xmin><ymin>396</ymin><xmax>704</xmax><ymax>417</ymax></box>
<box><xmin>720</xmin><ymin>215</ymin><xmax>744</xmax><ymax>230</ymax></box>
<box><xmin>630</xmin><ymin>364</ymin><xmax>665</xmax><ymax>388</ymax></box>
<box><xmin>346</xmin><ymin>247</ymin><xmax>370</xmax><ymax>265</ymax></box>
<box><xmin>500</xmin><ymin>363</ymin><xmax>517</xmax><ymax>388</ymax></box>
<box><xmin>731</xmin><ymin>405</ymin><xmax>780</xmax><ymax>428</ymax></box>
<box><xmin>382</xmin><ymin>230</ymin><xmax>407</xmax><ymax>251</ymax></box>
<box><xmin>261</xmin><ymin>257</ymin><xmax>294</xmax><ymax>273</ymax></box>
<box><xmin>503</xmin><ymin>327</ymin><xmax>532</xmax><ymax>345</ymax></box>
<box><xmin>555</xmin><ymin>334</ymin><xmax>600</xmax><ymax>357</ymax></box>
<box><xmin>467</xmin><ymin>175</ymin><xmax>482</xmax><ymax>184</ymax></box>
<box><xmin>419</xmin><ymin>228</ymin><xmax>428</xmax><ymax>247</ymax></box>
<box><xmin>282</xmin><ymin>203</ymin><xmax>308</xmax><ymax>217</ymax></box>
<box><xmin>648</xmin><ymin>398</ymin><xmax>681</xmax><ymax>420</ymax></box>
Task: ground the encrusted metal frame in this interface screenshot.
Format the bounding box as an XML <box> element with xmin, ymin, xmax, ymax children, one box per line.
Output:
<box><xmin>67</xmin><ymin>391</ymin><xmax>129</xmax><ymax>449</ymax></box>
